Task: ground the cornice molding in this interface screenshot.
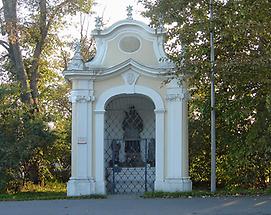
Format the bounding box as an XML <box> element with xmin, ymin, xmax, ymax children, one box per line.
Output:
<box><xmin>92</xmin><ymin>19</ymin><xmax>166</xmax><ymax>37</ymax></box>
<box><xmin>91</xmin><ymin>59</ymin><xmax>174</xmax><ymax>80</ymax></box>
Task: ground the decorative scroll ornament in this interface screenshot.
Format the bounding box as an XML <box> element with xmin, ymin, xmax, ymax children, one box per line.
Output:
<box><xmin>157</xmin><ymin>15</ymin><xmax>164</xmax><ymax>32</ymax></box>
<box><xmin>122</xmin><ymin>71</ymin><xmax>139</xmax><ymax>86</ymax></box>
<box><xmin>95</xmin><ymin>16</ymin><xmax>103</xmax><ymax>31</ymax></box>
<box><xmin>127</xmin><ymin>73</ymin><xmax>135</xmax><ymax>85</ymax></box>
<box><xmin>126</xmin><ymin>5</ymin><xmax>133</xmax><ymax>20</ymax></box>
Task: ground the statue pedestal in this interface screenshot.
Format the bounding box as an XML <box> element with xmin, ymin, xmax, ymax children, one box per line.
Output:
<box><xmin>124</xmin><ymin>139</ymin><xmax>143</xmax><ymax>166</ymax></box>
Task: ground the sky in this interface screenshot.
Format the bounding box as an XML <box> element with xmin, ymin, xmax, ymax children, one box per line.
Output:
<box><xmin>0</xmin><ymin>0</ymin><xmax>150</xmax><ymax>81</ymax></box>
<box><xmin>66</xmin><ymin>0</ymin><xmax>149</xmax><ymax>39</ymax></box>
<box><xmin>0</xmin><ymin>0</ymin><xmax>150</xmax><ymax>55</ymax></box>
<box><xmin>92</xmin><ymin>0</ymin><xmax>148</xmax><ymax>25</ymax></box>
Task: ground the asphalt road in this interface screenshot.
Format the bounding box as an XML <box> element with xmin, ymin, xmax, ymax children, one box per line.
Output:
<box><xmin>0</xmin><ymin>195</ymin><xmax>270</xmax><ymax>215</ymax></box>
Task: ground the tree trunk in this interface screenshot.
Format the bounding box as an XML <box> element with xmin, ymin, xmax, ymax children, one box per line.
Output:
<box><xmin>29</xmin><ymin>0</ymin><xmax>50</xmax><ymax>107</ymax></box>
<box><xmin>2</xmin><ymin>0</ymin><xmax>31</xmax><ymax>103</ymax></box>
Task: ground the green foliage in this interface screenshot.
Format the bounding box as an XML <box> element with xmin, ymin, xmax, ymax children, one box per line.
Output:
<box><xmin>0</xmin><ymin>78</ymin><xmax>72</xmax><ymax>193</ymax></box>
<box><xmin>143</xmin><ymin>187</ymin><xmax>269</xmax><ymax>198</ymax></box>
<box><xmin>0</xmin><ymin>182</ymin><xmax>106</xmax><ymax>201</ymax></box>
<box><xmin>0</xmin><ymin>84</ymin><xmax>57</xmax><ymax>192</ymax></box>
<box><xmin>0</xmin><ymin>192</ymin><xmax>106</xmax><ymax>201</ymax></box>
<box><xmin>141</xmin><ymin>0</ymin><xmax>271</xmax><ymax>189</ymax></box>
<box><xmin>0</xmin><ymin>0</ymin><xmax>94</xmax><ymax>193</ymax></box>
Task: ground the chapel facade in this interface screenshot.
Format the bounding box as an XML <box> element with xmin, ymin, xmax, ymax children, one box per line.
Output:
<box><xmin>64</xmin><ymin>9</ymin><xmax>192</xmax><ymax>196</ymax></box>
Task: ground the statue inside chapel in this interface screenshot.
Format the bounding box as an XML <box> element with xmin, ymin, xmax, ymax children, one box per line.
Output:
<box><xmin>111</xmin><ymin>139</ymin><xmax>121</xmax><ymax>164</ymax></box>
<box><xmin>122</xmin><ymin>106</ymin><xmax>143</xmax><ymax>166</ymax></box>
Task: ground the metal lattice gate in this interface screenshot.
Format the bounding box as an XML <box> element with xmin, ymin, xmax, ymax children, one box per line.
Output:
<box><xmin>104</xmin><ymin>94</ymin><xmax>155</xmax><ymax>194</ymax></box>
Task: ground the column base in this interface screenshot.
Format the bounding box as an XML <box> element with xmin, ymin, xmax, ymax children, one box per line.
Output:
<box><xmin>67</xmin><ymin>178</ymin><xmax>95</xmax><ymax>196</ymax></box>
<box><xmin>95</xmin><ymin>180</ymin><xmax>106</xmax><ymax>195</ymax></box>
<box><xmin>155</xmin><ymin>178</ymin><xmax>192</xmax><ymax>192</ymax></box>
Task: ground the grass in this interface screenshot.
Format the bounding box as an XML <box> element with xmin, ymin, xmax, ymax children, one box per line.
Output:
<box><xmin>143</xmin><ymin>187</ymin><xmax>271</xmax><ymax>199</ymax></box>
<box><xmin>0</xmin><ymin>182</ymin><xmax>106</xmax><ymax>201</ymax></box>
<box><xmin>1</xmin><ymin>182</ymin><xmax>270</xmax><ymax>201</ymax></box>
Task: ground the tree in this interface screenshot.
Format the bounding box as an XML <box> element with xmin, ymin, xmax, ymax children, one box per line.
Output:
<box><xmin>0</xmin><ymin>84</ymin><xmax>56</xmax><ymax>191</ymax></box>
<box><xmin>0</xmin><ymin>0</ymin><xmax>95</xmax><ymax>192</ymax></box>
<box><xmin>141</xmin><ymin>0</ymin><xmax>271</xmax><ymax>189</ymax></box>
<box><xmin>1</xmin><ymin>0</ymin><xmax>93</xmax><ymax>107</ymax></box>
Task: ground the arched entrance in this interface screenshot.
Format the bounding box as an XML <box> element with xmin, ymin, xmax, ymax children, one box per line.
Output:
<box><xmin>104</xmin><ymin>94</ymin><xmax>155</xmax><ymax>194</ymax></box>
<box><xmin>94</xmin><ymin>84</ymin><xmax>165</xmax><ymax>195</ymax></box>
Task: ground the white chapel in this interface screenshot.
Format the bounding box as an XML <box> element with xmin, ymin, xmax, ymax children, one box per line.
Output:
<box><xmin>64</xmin><ymin>8</ymin><xmax>192</xmax><ymax>196</ymax></box>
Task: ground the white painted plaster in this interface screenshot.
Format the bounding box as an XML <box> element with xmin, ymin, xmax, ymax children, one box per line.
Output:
<box><xmin>64</xmin><ymin>17</ymin><xmax>192</xmax><ymax>196</ymax></box>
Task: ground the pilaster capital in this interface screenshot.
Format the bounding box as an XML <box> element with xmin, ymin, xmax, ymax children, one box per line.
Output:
<box><xmin>69</xmin><ymin>90</ymin><xmax>95</xmax><ymax>103</ymax></box>
<box><xmin>166</xmin><ymin>93</ymin><xmax>184</xmax><ymax>102</ymax></box>
<box><xmin>166</xmin><ymin>92</ymin><xmax>190</xmax><ymax>102</ymax></box>
<box><xmin>166</xmin><ymin>78</ymin><xmax>190</xmax><ymax>102</ymax></box>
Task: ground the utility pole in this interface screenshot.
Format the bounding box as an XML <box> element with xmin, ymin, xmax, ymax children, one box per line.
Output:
<box><xmin>210</xmin><ymin>0</ymin><xmax>216</xmax><ymax>193</ymax></box>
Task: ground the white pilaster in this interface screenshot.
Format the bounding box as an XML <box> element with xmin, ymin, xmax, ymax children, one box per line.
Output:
<box><xmin>94</xmin><ymin>110</ymin><xmax>106</xmax><ymax>194</ymax></box>
<box><xmin>154</xmin><ymin>109</ymin><xmax>165</xmax><ymax>190</ymax></box>
<box><xmin>67</xmin><ymin>80</ymin><xmax>96</xmax><ymax>196</ymax></box>
<box><xmin>162</xmin><ymin>78</ymin><xmax>192</xmax><ymax>192</ymax></box>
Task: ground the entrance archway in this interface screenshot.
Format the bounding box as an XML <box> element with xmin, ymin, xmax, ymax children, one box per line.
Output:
<box><xmin>94</xmin><ymin>84</ymin><xmax>165</xmax><ymax>194</ymax></box>
<box><xmin>104</xmin><ymin>94</ymin><xmax>155</xmax><ymax>193</ymax></box>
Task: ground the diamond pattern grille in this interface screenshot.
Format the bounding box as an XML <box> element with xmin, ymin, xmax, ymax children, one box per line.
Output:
<box><xmin>104</xmin><ymin>95</ymin><xmax>155</xmax><ymax>194</ymax></box>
